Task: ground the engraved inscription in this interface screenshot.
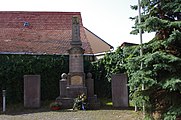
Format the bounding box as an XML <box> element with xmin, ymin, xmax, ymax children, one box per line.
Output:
<box><xmin>72</xmin><ymin>16</ymin><xmax>80</xmax><ymax>41</ymax></box>
<box><xmin>71</xmin><ymin>76</ymin><xmax>83</xmax><ymax>85</ymax></box>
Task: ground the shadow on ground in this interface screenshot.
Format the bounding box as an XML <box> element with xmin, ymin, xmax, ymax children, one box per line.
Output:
<box><xmin>0</xmin><ymin>103</ymin><xmax>136</xmax><ymax>116</ymax></box>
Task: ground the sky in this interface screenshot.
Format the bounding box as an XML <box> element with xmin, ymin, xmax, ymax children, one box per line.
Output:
<box><xmin>0</xmin><ymin>0</ymin><xmax>154</xmax><ymax>49</ymax></box>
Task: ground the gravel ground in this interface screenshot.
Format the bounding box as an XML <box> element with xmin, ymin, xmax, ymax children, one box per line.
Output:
<box><xmin>0</xmin><ymin>109</ymin><xmax>142</xmax><ymax>120</ymax></box>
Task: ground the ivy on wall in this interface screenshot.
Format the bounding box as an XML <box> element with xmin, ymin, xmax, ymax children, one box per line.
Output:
<box><xmin>0</xmin><ymin>54</ymin><xmax>69</xmax><ymax>103</ymax></box>
<box><xmin>0</xmin><ymin>54</ymin><xmax>94</xmax><ymax>104</ymax></box>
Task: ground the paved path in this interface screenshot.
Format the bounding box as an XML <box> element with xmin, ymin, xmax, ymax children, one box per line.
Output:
<box><xmin>0</xmin><ymin>109</ymin><xmax>142</xmax><ymax>120</ymax></box>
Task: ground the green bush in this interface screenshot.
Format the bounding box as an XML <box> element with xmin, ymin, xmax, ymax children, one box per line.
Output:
<box><xmin>0</xmin><ymin>54</ymin><xmax>94</xmax><ymax>104</ymax></box>
<box><xmin>0</xmin><ymin>54</ymin><xmax>69</xmax><ymax>104</ymax></box>
<box><xmin>92</xmin><ymin>48</ymin><xmax>125</xmax><ymax>98</ymax></box>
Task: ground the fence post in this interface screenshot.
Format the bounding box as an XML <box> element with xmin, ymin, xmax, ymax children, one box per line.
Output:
<box><xmin>2</xmin><ymin>90</ymin><xmax>6</xmax><ymax>112</ymax></box>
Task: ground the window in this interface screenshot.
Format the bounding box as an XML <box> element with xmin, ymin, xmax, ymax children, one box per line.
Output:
<box><xmin>24</xmin><ymin>22</ymin><xmax>30</xmax><ymax>27</ymax></box>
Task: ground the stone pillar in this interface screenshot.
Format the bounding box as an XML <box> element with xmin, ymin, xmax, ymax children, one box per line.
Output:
<box><xmin>86</xmin><ymin>72</ymin><xmax>94</xmax><ymax>97</ymax></box>
<box><xmin>69</xmin><ymin>51</ymin><xmax>84</xmax><ymax>73</ymax></box>
<box><xmin>86</xmin><ymin>72</ymin><xmax>100</xmax><ymax>110</ymax></box>
<box><xmin>71</xmin><ymin>16</ymin><xmax>81</xmax><ymax>43</ymax></box>
<box><xmin>68</xmin><ymin>47</ymin><xmax>85</xmax><ymax>87</ymax></box>
<box><xmin>69</xmin><ymin>16</ymin><xmax>84</xmax><ymax>74</ymax></box>
<box><xmin>24</xmin><ymin>75</ymin><xmax>40</xmax><ymax>108</ymax></box>
<box><xmin>59</xmin><ymin>73</ymin><xmax>67</xmax><ymax>97</ymax></box>
<box><xmin>56</xmin><ymin>16</ymin><xmax>90</xmax><ymax>109</ymax></box>
<box><xmin>111</xmin><ymin>73</ymin><xmax>129</xmax><ymax>108</ymax></box>
<box><xmin>66</xmin><ymin>16</ymin><xmax>87</xmax><ymax>98</ymax></box>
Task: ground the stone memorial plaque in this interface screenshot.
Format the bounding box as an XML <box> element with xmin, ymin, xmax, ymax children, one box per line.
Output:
<box><xmin>24</xmin><ymin>75</ymin><xmax>40</xmax><ymax>108</ymax></box>
<box><xmin>71</xmin><ymin>76</ymin><xmax>83</xmax><ymax>85</ymax></box>
<box><xmin>112</xmin><ymin>73</ymin><xmax>128</xmax><ymax>107</ymax></box>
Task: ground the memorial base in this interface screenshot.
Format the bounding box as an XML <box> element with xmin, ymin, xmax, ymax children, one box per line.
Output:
<box><xmin>66</xmin><ymin>86</ymin><xmax>87</xmax><ymax>98</ymax></box>
<box><xmin>56</xmin><ymin>97</ymin><xmax>74</xmax><ymax>109</ymax></box>
<box><xmin>88</xmin><ymin>95</ymin><xmax>100</xmax><ymax>110</ymax></box>
<box><xmin>56</xmin><ymin>86</ymin><xmax>87</xmax><ymax>109</ymax></box>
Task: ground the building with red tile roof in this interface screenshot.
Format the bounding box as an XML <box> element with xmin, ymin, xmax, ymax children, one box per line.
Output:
<box><xmin>0</xmin><ymin>11</ymin><xmax>113</xmax><ymax>55</ymax></box>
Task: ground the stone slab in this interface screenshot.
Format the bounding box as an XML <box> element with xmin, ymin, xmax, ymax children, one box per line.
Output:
<box><xmin>111</xmin><ymin>73</ymin><xmax>129</xmax><ymax>108</ymax></box>
<box><xmin>24</xmin><ymin>75</ymin><xmax>41</xmax><ymax>108</ymax></box>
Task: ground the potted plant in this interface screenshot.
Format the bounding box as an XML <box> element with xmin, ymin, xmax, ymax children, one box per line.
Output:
<box><xmin>50</xmin><ymin>101</ymin><xmax>62</xmax><ymax>111</ymax></box>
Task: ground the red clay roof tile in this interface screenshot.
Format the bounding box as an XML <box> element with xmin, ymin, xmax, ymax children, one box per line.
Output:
<box><xmin>0</xmin><ymin>11</ymin><xmax>93</xmax><ymax>54</ymax></box>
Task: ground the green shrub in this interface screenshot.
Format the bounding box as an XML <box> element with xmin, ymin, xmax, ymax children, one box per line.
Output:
<box><xmin>0</xmin><ymin>54</ymin><xmax>69</xmax><ymax>103</ymax></box>
<box><xmin>92</xmin><ymin>48</ymin><xmax>125</xmax><ymax>98</ymax></box>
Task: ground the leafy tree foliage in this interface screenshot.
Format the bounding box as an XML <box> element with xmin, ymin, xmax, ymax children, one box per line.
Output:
<box><xmin>92</xmin><ymin>48</ymin><xmax>125</xmax><ymax>98</ymax></box>
<box><xmin>128</xmin><ymin>0</ymin><xmax>181</xmax><ymax>119</ymax></box>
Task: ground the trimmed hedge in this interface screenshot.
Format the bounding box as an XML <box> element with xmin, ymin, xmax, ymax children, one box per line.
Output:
<box><xmin>0</xmin><ymin>54</ymin><xmax>69</xmax><ymax>104</ymax></box>
<box><xmin>0</xmin><ymin>54</ymin><xmax>94</xmax><ymax>104</ymax></box>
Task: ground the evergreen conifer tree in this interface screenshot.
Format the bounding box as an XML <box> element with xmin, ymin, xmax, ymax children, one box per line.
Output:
<box><xmin>127</xmin><ymin>0</ymin><xmax>181</xmax><ymax>119</ymax></box>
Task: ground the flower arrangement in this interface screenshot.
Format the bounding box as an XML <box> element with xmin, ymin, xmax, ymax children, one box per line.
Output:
<box><xmin>72</xmin><ymin>93</ymin><xmax>88</xmax><ymax>110</ymax></box>
<box><xmin>50</xmin><ymin>101</ymin><xmax>62</xmax><ymax>111</ymax></box>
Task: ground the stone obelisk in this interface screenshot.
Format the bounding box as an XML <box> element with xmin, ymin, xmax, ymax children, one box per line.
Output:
<box><xmin>57</xmin><ymin>16</ymin><xmax>100</xmax><ymax>109</ymax></box>
<box><xmin>66</xmin><ymin>16</ymin><xmax>87</xmax><ymax>98</ymax></box>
